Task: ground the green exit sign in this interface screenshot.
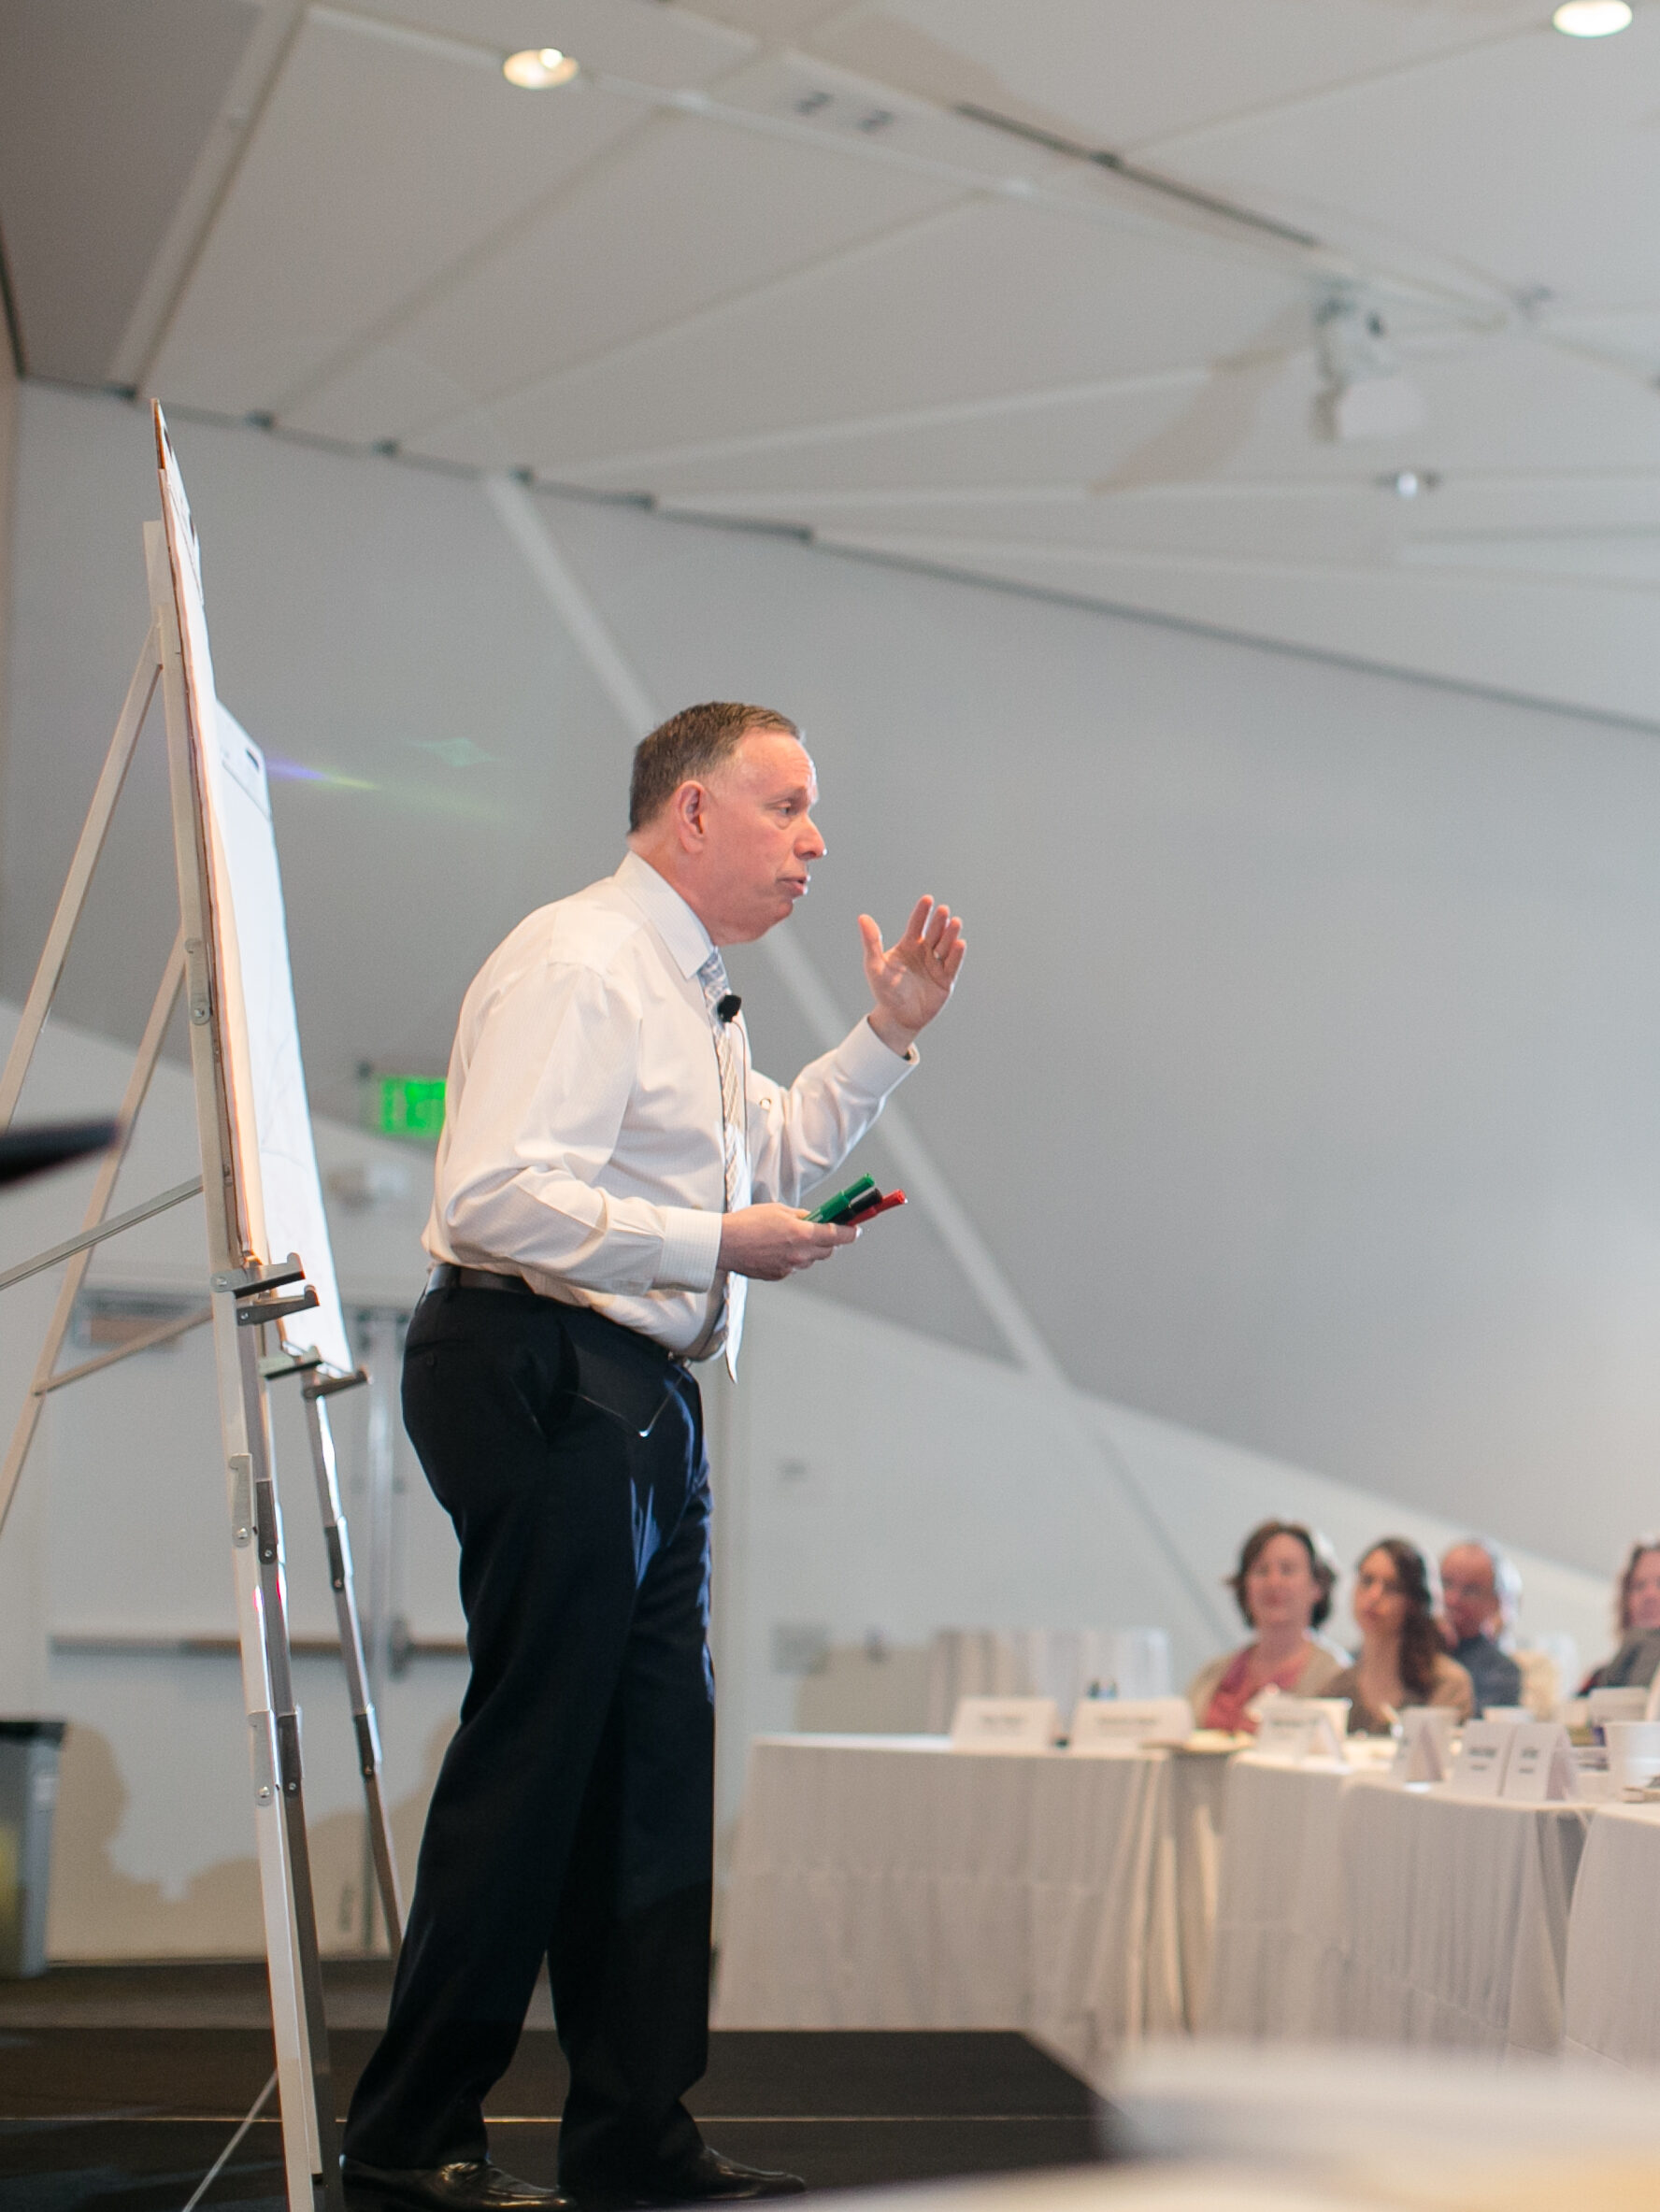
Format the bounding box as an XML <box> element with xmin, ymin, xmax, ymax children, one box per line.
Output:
<box><xmin>377</xmin><ymin>1075</ymin><xmax>446</xmax><ymax>1140</ymax></box>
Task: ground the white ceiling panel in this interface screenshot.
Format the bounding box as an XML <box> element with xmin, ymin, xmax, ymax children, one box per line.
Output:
<box><xmin>280</xmin><ymin>344</ymin><xmax>485</xmax><ymax>446</ymax></box>
<box><xmin>409</xmin><ymin>196</ymin><xmax>1308</xmax><ymax>472</ymax></box>
<box><xmin>150</xmin><ymin>13</ymin><xmax>646</xmax><ymax>414</ymax></box>
<box><xmin>298</xmin><ymin>109</ymin><xmax>965</xmax><ymax>448</ymax></box>
<box><xmin>813</xmin><ymin>524</ymin><xmax>1660</xmax><ymax>727</ymax></box>
<box><xmin>9</xmin><ymin>0</ymin><xmax>1660</xmax><ymax>725</ymax></box>
<box><xmin>344</xmin><ymin>0</ymin><xmax>757</xmax><ymax>86</ymax></box>
<box><xmin>1157</xmin><ymin>17</ymin><xmax>1660</xmax><ymax>310</ymax></box>
<box><xmin>808</xmin><ymin>0</ymin><xmax>1543</xmax><ymax>154</ymax></box>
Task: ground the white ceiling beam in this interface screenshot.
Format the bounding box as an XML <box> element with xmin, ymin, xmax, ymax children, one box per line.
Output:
<box><xmin>808</xmin><ymin>528</ymin><xmax>1660</xmax><ymax>598</ymax></box>
<box><xmin>1126</xmin><ymin>15</ymin><xmax>1549</xmax><ymax>162</ymax></box>
<box><xmin>521</xmin><ymin>364</ymin><xmax>1216</xmax><ymax>484</ymax></box>
<box><xmin>655</xmin><ymin>471</ymin><xmax>1660</xmax><ymax>520</ymax></box>
<box><xmin>107</xmin><ymin>0</ymin><xmax>310</xmax><ymax>391</ymax></box>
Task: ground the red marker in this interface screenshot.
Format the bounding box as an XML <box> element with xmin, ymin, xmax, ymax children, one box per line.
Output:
<box><xmin>857</xmin><ymin>1191</ymin><xmax>907</xmax><ymax>1222</ymax></box>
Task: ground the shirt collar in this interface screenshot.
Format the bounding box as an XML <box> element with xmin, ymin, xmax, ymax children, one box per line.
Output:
<box><xmin>614</xmin><ymin>849</ymin><xmax>716</xmax><ymax>979</ymax></box>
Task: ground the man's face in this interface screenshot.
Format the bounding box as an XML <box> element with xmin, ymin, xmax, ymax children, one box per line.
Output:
<box><xmin>694</xmin><ymin>730</ymin><xmax>826</xmax><ymax>944</ymax></box>
<box><xmin>1440</xmin><ymin>1546</ymin><xmax>1497</xmax><ymax>1643</ymax></box>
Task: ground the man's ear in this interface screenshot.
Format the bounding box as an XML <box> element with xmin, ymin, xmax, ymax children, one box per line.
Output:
<box><xmin>672</xmin><ymin>778</ymin><xmax>708</xmax><ymax>853</ymax></box>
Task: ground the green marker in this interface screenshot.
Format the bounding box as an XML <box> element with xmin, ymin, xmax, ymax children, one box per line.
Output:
<box><xmin>807</xmin><ymin>1173</ymin><xmax>876</xmax><ymax>1225</ymax></box>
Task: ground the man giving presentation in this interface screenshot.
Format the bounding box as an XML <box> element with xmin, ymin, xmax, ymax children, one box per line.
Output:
<box><xmin>342</xmin><ymin>701</ymin><xmax>966</xmax><ymax>2212</ymax></box>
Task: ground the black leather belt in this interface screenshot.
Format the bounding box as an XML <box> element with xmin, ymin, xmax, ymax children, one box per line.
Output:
<box><xmin>426</xmin><ymin>1263</ymin><xmax>534</xmax><ymax>1296</ymax></box>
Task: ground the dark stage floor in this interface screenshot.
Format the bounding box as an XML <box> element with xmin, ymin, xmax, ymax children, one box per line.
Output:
<box><xmin>0</xmin><ymin>1963</ymin><xmax>1106</xmax><ymax>2211</ymax></box>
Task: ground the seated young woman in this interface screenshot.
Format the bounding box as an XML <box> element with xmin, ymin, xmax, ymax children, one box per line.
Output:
<box><xmin>1187</xmin><ymin>1520</ymin><xmax>1347</xmax><ymax>1734</ymax></box>
<box><xmin>1580</xmin><ymin>1538</ymin><xmax>1660</xmax><ymax>1692</ymax></box>
<box><xmin>1326</xmin><ymin>1537</ymin><xmax>1473</xmax><ymax>1734</ymax></box>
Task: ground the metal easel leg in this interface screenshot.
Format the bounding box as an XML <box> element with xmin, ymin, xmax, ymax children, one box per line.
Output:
<box><xmin>0</xmin><ymin>620</ymin><xmax>162</xmax><ymax>1131</ymax></box>
<box><xmin>216</xmin><ymin>1295</ymin><xmax>346</xmax><ymax>2212</ymax></box>
<box><xmin>0</xmin><ymin>930</ymin><xmax>185</xmax><ymax>1541</ymax></box>
<box><xmin>301</xmin><ymin>1381</ymin><xmax>405</xmax><ymax>1954</ymax></box>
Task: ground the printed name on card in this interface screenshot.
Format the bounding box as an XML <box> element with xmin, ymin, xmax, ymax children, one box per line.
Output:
<box><xmin>1253</xmin><ymin>1697</ymin><xmax>1349</xmax><ymax>1763</ymax></box>
<box><xmin>1447</xmin><ymin>1720</ymin><xmax>1515</xmax><ymax>1797</ymax></box>
<box><xmin>949</xmin><ymin>1696</ymin><xmax>1061</xmax><ymax>1752</ymax></box>
<box><xmin>1500</xmin><ymin>1721</ymin><xmax>1578</xmax><ymax>1802</ymax></box>
<box><xmin>1067</xmin><ymin>1696</ymin><xmax>1193</xmax><ymax>1753</ymax></box>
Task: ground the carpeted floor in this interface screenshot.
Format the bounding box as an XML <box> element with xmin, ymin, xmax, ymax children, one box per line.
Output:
<box><xmin>0</xmin><ymin>1963</ymin><xmax>1107</xmax><ymax>2211</ymax></box>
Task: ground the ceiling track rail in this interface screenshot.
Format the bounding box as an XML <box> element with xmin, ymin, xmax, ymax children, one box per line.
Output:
<box><xmin>954</xmin><ymin>103</ymin><xmax>1321</xmax><ymax>251</ymax></box>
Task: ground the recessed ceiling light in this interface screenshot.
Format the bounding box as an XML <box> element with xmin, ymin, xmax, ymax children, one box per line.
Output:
<box><xmin>503</xmin><ymin>47</ymin><xmax>579</xmax><ymax>89</ymax></box>
<box><xmin>1381</xmin><ymin>469</ymin><xmax>1441</xmax><ymax>497</ymax></box>
<box><xmin>1552</xmin><ymin>1</ymin><xmax>1632</xmax><ymax>36</ymax></box>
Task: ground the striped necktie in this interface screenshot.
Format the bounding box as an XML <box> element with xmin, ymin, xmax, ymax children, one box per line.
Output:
<box><xmin>697</xmin><ymin>949</ymin><xmax>749</xmax><ymax>1377</ymax></box>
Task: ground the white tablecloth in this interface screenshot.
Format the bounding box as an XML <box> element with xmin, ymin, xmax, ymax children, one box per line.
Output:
<box><xmin>713</xmin><ymin>1734</ymin><xmax>1192</xmax><ymax>2087</ymax></box>
<box><xmin>1208</xmin><ymin>1754</ymin><xmax>1590</xmax><ymax>2054</ymax></box>
<box><xmin>1336</xmin><ymin>1773</ymin><xmax>1587</xmax><ymax>2053</ymax></box>
<box><xmin>1563</xmin><ymin>1801</ymin><xmax>1660</xmax><ymax>2068</ymax></box>
<box><xmin>1206</xmin><ymin>1756</ymin><xmax>1352</xmax><ymax>2037</ymax></box>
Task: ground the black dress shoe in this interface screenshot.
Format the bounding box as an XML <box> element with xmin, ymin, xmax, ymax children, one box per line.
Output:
<box><xmin>341</xmin><ymin>2155</ymin><xmax>573</xmax><ymax>2211</ymax></box>
<box><xmin>573</xmin><ymin>2148</ymin><xmax>807</xmax><ymax>2208</ymax></box>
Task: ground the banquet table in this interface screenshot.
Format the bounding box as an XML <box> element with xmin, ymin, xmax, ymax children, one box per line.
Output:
<box><xmin>1562</xmin><ymin>1800</ymin><xmax>1660</xmax><ymax>2067</ymax></box>
<box><xmin>1207</xmin><ymin>1753</ymin><xmax>1591</xmax><ymax>2054</ymax></box>
<box><xmin>713</xmin><ymin>1734</ymin><xmax>1217</xmax><ymax>2089</ymax></box>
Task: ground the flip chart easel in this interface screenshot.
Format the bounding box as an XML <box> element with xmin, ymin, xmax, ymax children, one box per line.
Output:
<box><xmin>0</xmin><ymin>404</ymin><xmax>401</xmax><ymax>2212</ymax></box>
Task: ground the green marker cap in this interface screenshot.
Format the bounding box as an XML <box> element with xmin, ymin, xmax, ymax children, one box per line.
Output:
<box><xmin>807</xmin><ymin>1173</ymin><xmax>877</xmax><ymax>1224</ymax></box>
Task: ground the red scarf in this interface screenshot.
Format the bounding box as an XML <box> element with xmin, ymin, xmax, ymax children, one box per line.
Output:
<box><xmin>1203</xmin><ymin>1643</ymin><xmax>1312</xmax><ymax>1734</ymax></box>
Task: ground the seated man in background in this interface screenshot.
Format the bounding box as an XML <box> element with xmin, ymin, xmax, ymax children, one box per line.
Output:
<box><xmin>1187</xmin><ymin>1519</ymin><xmax>1347</xmax><ymax>1733</ymax></box>
<box><xmin>1438</xmin><ymin>1539</ymin><xmax>1523</xmax><ymax>1716</ymax></box>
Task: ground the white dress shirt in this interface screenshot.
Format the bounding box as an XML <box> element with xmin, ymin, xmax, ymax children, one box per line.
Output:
<box><xmin>424</xmin><ymin>850</ymin><xmax>916</xmax><ymax>1359</ymax></box>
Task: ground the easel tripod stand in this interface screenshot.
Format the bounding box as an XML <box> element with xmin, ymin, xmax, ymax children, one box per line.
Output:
<box><xmin>0</xmin><ymin>407</ymin><xmax>404</xmax><ymax>2212</ymax></box>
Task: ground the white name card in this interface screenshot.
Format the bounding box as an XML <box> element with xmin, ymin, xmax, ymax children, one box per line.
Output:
<box><xmin>1448</xmin><ymin>1720</ymin><xmax>1515</xmax><ymax>1797</ymax></box>
<box><xmin>1590</xmin><ymin>1688</ymin><xmax>1649</xmax><ymax>1735</ymax></box>
<box><xmin>1391</xmin><ymin>1706</ymin><xmax>1456</xmax><ymax>1785</ymax></box>
<box><xmin>1067</xmin><ymin>1696</ymin><xmax>1192</xmax><ymax>1753</ymax></box>
<box><xmin>950</xmin><ymin>1695</ymin><xmax>1061</xmax><ymax>1752</ymax></box>
<box><xmin>1500</xmin><ymin>1721</ymin><xmax>1578</xmax><ymax>1802</ymax></box>
<box><xmin>1254</xmin><ymin>1696</ymin><xmax>1350</xmax><ymax>1763</ymax></box>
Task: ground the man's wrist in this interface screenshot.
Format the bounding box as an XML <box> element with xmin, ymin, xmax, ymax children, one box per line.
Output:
<box><xmin>866</xmin><ymin>1009</ymin><xmax>921</xmax><ymax>1058</ymax></box>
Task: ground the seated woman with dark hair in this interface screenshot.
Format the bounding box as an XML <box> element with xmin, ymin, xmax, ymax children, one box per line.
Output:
<box><xmin>1187</xmin><ymin>1520</ymin><xmax>1347</xmax><ymax>1734</ymax></box>
<box><xmin>1326</xmin><ymin>1537</ymin><xmax>1473</xmax><ymax>1734</ymax></box>
<box><xmin>1581</xmin><ymin>1538</ymin><xmax>1660</xmax><ymax>1692</ymax></box>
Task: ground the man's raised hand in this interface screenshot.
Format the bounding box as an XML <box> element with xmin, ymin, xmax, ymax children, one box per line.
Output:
<box><xmin>859</xmin><ymin>896</ymin><xmax>966</xmax><ymax>1055</ymax></box>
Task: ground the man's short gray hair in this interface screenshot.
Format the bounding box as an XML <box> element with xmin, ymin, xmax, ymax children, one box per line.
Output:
<box><xmin>1448</xmin><ymin>1535</ymin><xmax>1522</xmax><ymax>1630</ymax></box>
<box><xmin>628</xmin><ymin>702</ymin><xmax>801</xmax><ymax>834</ymax></box>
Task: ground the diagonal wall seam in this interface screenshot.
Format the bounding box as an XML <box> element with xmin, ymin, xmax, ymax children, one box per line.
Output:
<box><xmin>484</xmin><ymin>469</ymin><xmax>1231</xmax><ymax>1644</ymax></box>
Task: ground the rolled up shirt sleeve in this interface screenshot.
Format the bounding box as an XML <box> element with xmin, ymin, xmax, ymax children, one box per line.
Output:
<box><xmin>434</xmin><ymin>959</ymin><xmax>724</xmax><ymax>1295</ymax></box>
<box><xmin>746</xmin><ymin>1015</ymin><xmax>918</xmax><ymax>1206</ymax></box>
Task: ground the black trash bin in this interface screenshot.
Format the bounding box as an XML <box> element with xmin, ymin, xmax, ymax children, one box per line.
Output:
<box><xmin>0</xmin><ymin>1720</ymin><xmax>66</xmax><ymax>1977</ymax></box>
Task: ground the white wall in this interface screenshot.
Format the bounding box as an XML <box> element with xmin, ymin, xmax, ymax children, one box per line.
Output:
<box><xmin>2</xmin><ymin>380</ymin><xmax>1654</xmax><ymax>1950</ymax></box>
<box><xmin>12</xmin><ymin>385</ymin><xmax>1660</xmax><ymax>1583</ymax></box>
<box><xmin>0</xmin><ymin>1004</ymin><xmax>1611</xmax><ymax>1953</ymax></box>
